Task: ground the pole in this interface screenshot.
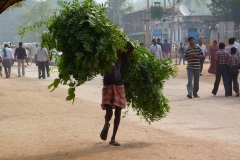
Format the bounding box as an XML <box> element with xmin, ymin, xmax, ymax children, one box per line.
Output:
<box><xmin>169</xmin><ymin>0</ymin><xmax>175</xmax><ymax>59</ymax></box>
<box><xmin>164</xmin><ymin>0</ymin><xmax>166</xmax><ymax>14</ymax></box>
<box><xmin>146</xmin><ymin>0</ymin><xmax>150</xmax><ymax>46</ymax></box>
<box><xmin>113</xmin><ymin>1</ymin><xmax>116</xmax><ymax>24</ymax></box>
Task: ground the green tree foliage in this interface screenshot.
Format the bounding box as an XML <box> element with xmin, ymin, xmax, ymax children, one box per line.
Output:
<box><xmin>207</xmin><ymin>0</ymin><xmax>240</xmax><ymax>22</ymax></box>
<box><xmin>18</xmin><ymin>0</ymin><xmax>54</xmax><ymax>42</ymax></box>
<box><xmin>6</xmin><ymin>1</ymin><xmax>25</xmax><ymax>11</ymax></box>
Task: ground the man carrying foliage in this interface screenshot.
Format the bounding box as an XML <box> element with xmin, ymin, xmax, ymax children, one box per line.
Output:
<box><xmin>100</xmin><ymin>41</ymin><xmax>134</xmax><ymax>146</ymax></box>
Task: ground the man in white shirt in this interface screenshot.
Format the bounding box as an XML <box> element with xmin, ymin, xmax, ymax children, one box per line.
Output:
<box><xmin>196</xmin><ymin>39</ymin><xmax>207</xmax><ymax>76</ymax></box>
<box><xmin>232</xmin><ymin>37</ymin><xmax>240</xmax><ymax>49</ymax></box>
<box><xmin>1</xmin><ymin>44</ymin><xmax>14</xmax><ymax>78</ymax></box>
<box><xmin>149</xmin><ymin>39</ymin><xmax>162</xmax><ymax>59</ymax></box>
<box><xmin>226</xmin><ymin>38</ymin><xmax>240</xmax><ymax>58</ymax></box>
<box><xmin>37</xmin><ymin>46</ymin><xmax>48</xmax><ymax>79</ymax></box>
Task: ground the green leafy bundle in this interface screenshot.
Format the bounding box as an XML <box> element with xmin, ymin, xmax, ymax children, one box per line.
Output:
<box><xmin>36</xmin><ymin>0</ymin><xmax>177</xmax><ymax>123</ymax></box>
<box><xmin>46</xmin><ymin>0</ymin><xmax>126</xmax><ymax>101</ymax></box>
<box><xmin>121</xmin><ymin>46</ymin><xmax>177</xmax><ymax>123</ymax></box>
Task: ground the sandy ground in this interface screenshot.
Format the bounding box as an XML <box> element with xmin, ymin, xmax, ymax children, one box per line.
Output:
<box><xmin>0</xmin><ymin>62</ymin><xmax>240</xmax><ymax>160</ymax></box>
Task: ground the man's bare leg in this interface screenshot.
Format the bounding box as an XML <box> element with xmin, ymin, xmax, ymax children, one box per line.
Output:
<box><xmin>109</xmin><ymin>106</ymin><xmax>122</xmax><ymax>146</ymax></box>
<box><xmin>100</xmin><ymin>104</ymin><xmax>112</xmax><ymax>141</ymax></box>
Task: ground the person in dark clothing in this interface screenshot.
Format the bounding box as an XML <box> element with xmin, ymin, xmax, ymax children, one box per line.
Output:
<box><xmin>14</xmin><ymin>42</ymin><xmax>27</xmax><ymax>77</ymax></box>
<box><xmin>156</xmin><ymin>38</ymin><xmax>163</xmax><ymax>51</ymax></box>
<box><xmin>100</xmin><ymin>41</ymin><xmax>134</xmax><ymax>146</ymax></box>
<box><xmin>212</xmin><ymin>43</ymin><xmax>230</xmax><ymax>96</ymax></box>
<box><xmin>227</xmin><ymin>47</ymin><xmax>240</xmax><ymax>97</ymax></box>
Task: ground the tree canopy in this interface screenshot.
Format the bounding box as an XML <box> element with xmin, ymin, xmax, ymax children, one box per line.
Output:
<box><xmin>207</xmin><ymin>0</ymin><xmax>240</xmax><ymax>22</ymax></box>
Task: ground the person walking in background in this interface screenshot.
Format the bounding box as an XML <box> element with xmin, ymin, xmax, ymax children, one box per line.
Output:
<box><xmin>14</xmin><ymin>42</ymin><xmax>27</xmax><ymax>77</ymax></box>
<box><xmin>45</xmin><ymin>49</ymin><xmax>50</xmax><ymax>77</ymax></box>
<box><xmin>37</xmin><ymin>46</ymin><xmax>48</xmax><ymax>79</ymax></box>
<box><xmin>162</xmin><ymin>39</ymin><xmax>171</xmax><ymax>59</ymax></box>
<box><xmin>140</xmin><ymin>43</ymin><xmax>144</xmax><ymax>47</ymax></box>
<box><xmin>149</xmin><ymin>39</ymin><xmax>162</xmax><ymax>59</ymax></box>
<box><xmin>156</xmin><ymin>38</ymin><xmax>163</xmax><ymax>51</ymax></box>
<box><xmin>178</xmin><ymin>42</ymin><xmax>185</xmax><ymax>65</ymax></box>
<box><xmin>212</xmin><ymin>43</ymin><xmax>230</xmax><ymax>97</ymax></box>
<box><xmin>7</xmin><ymin>44</ymin><xmax>14</xmax><ymax>67</ymax></box>
<box><xmin>196</xmin><ymin>39</ymin><xmax>207</xmax><ymax>76</ymax></box>
<box><xmin>232</xmin><ymin>37</ymin><xmax>240</xmax><ymax>49</ymax></box>
<box><xmin>208</xmin><ymin>40</ymin><xmax>219</xmax><ymax>74</ymax></box>
<box><xmin>0</xmin><ymin>55</ymin><xmax>3</xmax><ymax>77</ymax></box>
<box><xmin>1</xmin><ymin>44</ymin><xmax>14</xmax><ymax>78</ymax></box>
<box><xmin>185</xmin><ymin>37</ymin><xmax>204</xmax><ymax>99</ymax></box>
<box><xmin>226</xmin><ymin>38</ymin><xmax>240</xmax><ymax>58</ymax></box>
<box><xmin>33</xmin><ymin>44</ymin><xmax>39</xmax><ymax>66</ymax></box>
<box><xmin>227</xmin><ymin>47</ymin><xmax>240</xmax><ymax>97</ymax></box>
<box><xmin>25</xmin><ymin>48</ymin><xmax>29</xmax><ymax>65</ymax></box>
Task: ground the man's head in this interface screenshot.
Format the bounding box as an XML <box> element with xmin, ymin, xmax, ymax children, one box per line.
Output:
<box><xmin>36</xmin><ymin>44</ymin><xmax>39</xmax><ymax>47</ymax></box>
<box><xmin>198</xmin><ymin>39</ymin><xmax>202</xmax><ymax>46</ymax></box>
<box><xmin>152</xmin><ymin>39</ymin><xmax>156</xmax><ymax>45</ymax></box>
<box><xmin>157</xmin><ymin>38</ymin><xmax>161</xmax><ymax>42</ymax></box>
<box><xmin>219</xmin><ymin>43</ymin><xmax>225</xmax><ymax>49</ymax></box>
<box><xmin>19</xmin><ymin>42</ymin><xmax>23</xmax><ymax>47</ymax></box>
<box><xmin>164</xmin><ymin>39</ymin><xmax>167</xmax><ymax>42</ymax></box>
<box><xmin>140</xmin><ymin>43</ymin><xmax>144</xmax><ymax>47</ymax></box>
<box><xmin>180</xmin><ymin>42</ymin><xmax>183</xmax><ymax>46</ymax></box>
<box><xmin>230</xmin><ymin>47</ymin><xmax>236</xmax><ymax>54</ymax></box>
<box><xmin>4</xmin><ymin>44</ymin><xmax>9</xmax><ymax>48</ymax></box>
<box><xmin>228</xmin><ymin>38</ymin><xmax>235</xmax><ymax>45</ymax></box>
<box><xmin>188</xmin><ymin>37</ymin><xmax>195</xmax><ymax>46</ymax></box>
<box><xmin>213</xmin><ymin>40</ymin><xmax>217</xmax><ymax>46</ymax></box>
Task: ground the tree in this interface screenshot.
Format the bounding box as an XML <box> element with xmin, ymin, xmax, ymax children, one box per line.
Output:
<box><xmin>207</xmin><ymin>0</ymin><xmax>240</xmax><ymax>22</ymax></box>
<box><xmin>106</xmin><ymin>0</ymin><xmax>134</xmax><ymax>27</ymax></box>
<box><xmin>18</xmin><ymin>0</ymin><xmax>54</xmax><ymax>42</ymax></box>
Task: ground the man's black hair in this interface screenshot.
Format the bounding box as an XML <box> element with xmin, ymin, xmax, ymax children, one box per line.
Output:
<box><xmin>4</xmin><ymin>44</ymin><xmax>9</xmax><ymax>47</ymax></box>
<box><xmin>213</xmin><ymin>40</ymin><xmax>217</xmax><ymax>44</ymax></box>
<box><xmin>157</xmin><ymin>38</ymin><xmax>161</xmax><ymax>41</ymax></box>
<box><xmin>188</xmin><ymin>37</ymin><xmax>194</xmax><ymax>42</ymax></box>
<box><xmin>219</xmin><ymin>43</ymin><xmax>225</xmax><ymax>49</ymax></box>
<box><xmin>19</xmin><ymin>42</ymin><xmax>23</xmax><ymax>46</ymax></box>
<box><xmin>231</xmin><ymin>47</ymin><xmax>236</xmax><ymax>54</ymax></box>
<box><xmin>228</xmin><ymin>38</ymin><xmax>235</xmax><ymax>44</ymax></box>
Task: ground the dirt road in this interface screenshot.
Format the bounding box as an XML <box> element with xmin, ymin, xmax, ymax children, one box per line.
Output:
<box><xmin>0</xmin><ymin>64</ymin><xmax>240</xmax><ymax>160</ymax></box>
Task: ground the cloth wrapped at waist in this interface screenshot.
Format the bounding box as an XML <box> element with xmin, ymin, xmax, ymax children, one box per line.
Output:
<box><xmin>2</xmin><ymin>59</ymin><xmax>12</xmax><ymax>68</ymax></box>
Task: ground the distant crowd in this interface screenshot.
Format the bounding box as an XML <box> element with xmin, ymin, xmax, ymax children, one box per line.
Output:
<box><xmin>0</xmin><ymin>42</ymin><xmax>51</xmax><ymax>79</ymax></box>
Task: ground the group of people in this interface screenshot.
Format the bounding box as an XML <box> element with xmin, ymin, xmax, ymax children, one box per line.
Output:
<box><xmin>0</xmin><ymin>42</ymin><xmax>27</xmax><ymax>78</ymax></box>
<box><xmin>0</xmin><ymin>42</ymin><xmax>51</xmax><ymax>79</ymax></box>
<box><xmin>33</xmin><ymin>44</ymin><xmax>50</xmax><ymax>79</ymax></box>
<box><xmin>185</xmin><ymin>37</ymin><xmax>240</xmax><ymax>98</ymax></box>
<box><xmin>148</xmin><ymin>38</ymin><xmax>171</xmax><ymax>59</ymax></box>
<box><xmin>209</xmin><ymin>38</ymin><xmax>240</xmax><ymax>97</ymax></box>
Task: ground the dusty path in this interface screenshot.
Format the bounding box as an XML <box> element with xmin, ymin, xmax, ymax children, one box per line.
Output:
<box><xmin>0</xmin><ymin>64</ymin><xmax>240</xmax><ymax>160</ymax></box>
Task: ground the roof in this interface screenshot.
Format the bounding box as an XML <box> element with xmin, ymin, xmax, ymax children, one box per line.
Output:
<box><xmin>0</xmin><ymin>0</ymin><xmax>24</xmax><ymax>14</ymax></box>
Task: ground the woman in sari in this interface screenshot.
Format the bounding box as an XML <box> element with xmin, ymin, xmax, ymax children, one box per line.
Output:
<box><xmin>208</xmin><ymin>40</ymin><xmax>219</xmax><ymax>74</ymax></box>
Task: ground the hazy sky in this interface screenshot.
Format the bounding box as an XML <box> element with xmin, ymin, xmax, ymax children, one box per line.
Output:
<box><xmin>95</xmin><ymin>0</ymin><xmax>107</xmax><ymax>4</ymax></box>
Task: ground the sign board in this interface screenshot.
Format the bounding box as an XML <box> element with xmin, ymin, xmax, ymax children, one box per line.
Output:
<box><xmin>151</xmin><ymin>6</ymin><xmax>163</xmax><ymax>20</ymax></box>
<box><xmin>152</xmin><ymin>30</ymin><xmax>162</xmax><ymax>36</ymax></box>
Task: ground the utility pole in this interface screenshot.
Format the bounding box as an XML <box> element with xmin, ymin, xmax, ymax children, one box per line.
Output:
<box><xmin>145</xmin><ymin>0</ymin><xmax>150</xmax><ymax>46</ymax></box>
<box><xmin>169</xmin><ymin>0</ymin><xmax>176</xmax><ymax>59</ymax></box>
